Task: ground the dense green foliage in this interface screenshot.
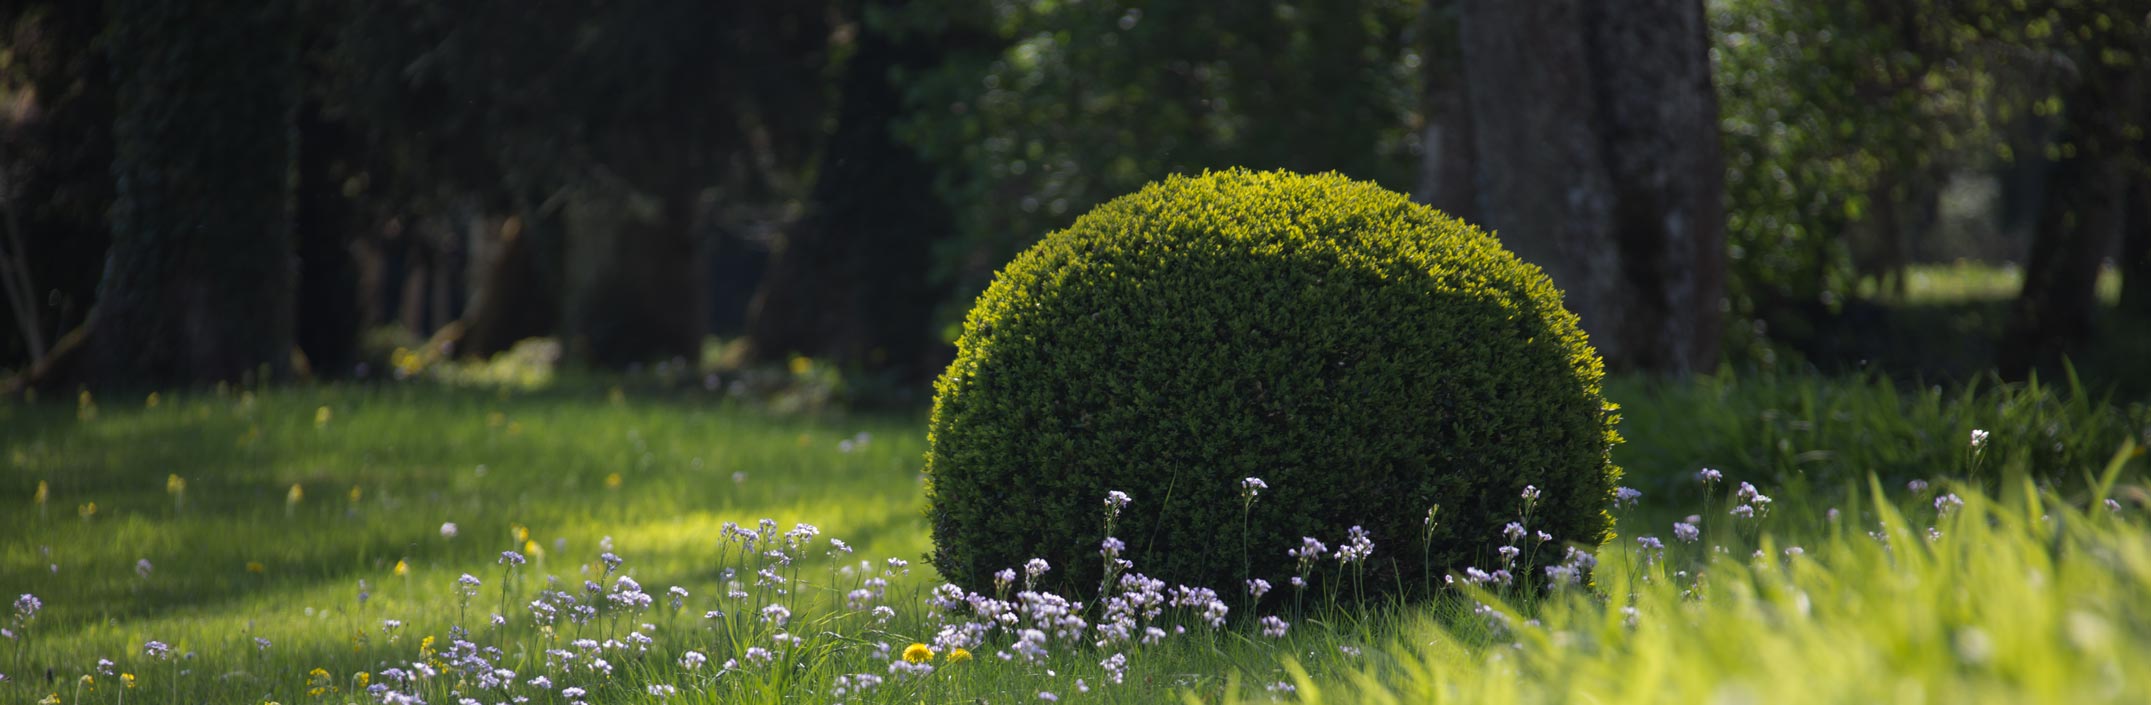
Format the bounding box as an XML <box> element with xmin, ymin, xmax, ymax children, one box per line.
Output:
<box><xmin>892</xmin><ymin>0</ymin><xmax>1425</xmax><ymax>327</ymax></box>
<box><xmin>924</xmin><ymin>169</ymin><xmax>1618</xmax><ymax>601</ymax></box>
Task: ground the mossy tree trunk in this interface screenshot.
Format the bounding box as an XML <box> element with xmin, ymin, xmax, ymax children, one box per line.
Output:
<box><xmin>744</xmin><ymin>9</ymin><xmax>957</xmax><ymax>380</ymax></box>
<box><xmin>1456</xmin><ymin>0</ymin><xmax>1726</xmax><ymax>374</ymax></box>
<box><xmin>91</xmin><ymin>0</ymin><xmax>299</xmax><ymax>386</ymax></box>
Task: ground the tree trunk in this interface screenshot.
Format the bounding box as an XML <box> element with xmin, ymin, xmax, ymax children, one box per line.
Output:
<box><xmin>460</xmin><ymin>212</ymin><xmax>564</xmax><ymax>358</ymax></box>
<box><xmin>293</xmin><ymin>91</ymin><xmax>361</xmax><ymax>378</ymax></box>
<box><xmin>1456</xmin><ymin>0</ymin><xmax>1726</xmax><ymax>374</ymax></box>
<box><xmin>562</xmin><ymin>184</ymin><xmax>704</xmax><ymax>368</ymax></box>
<box><xmin>91</xmin><ymin>0</ymin><xmax>299</xmax><ymax>386</ymax></box>
<box><xmin>1998</xmin><ymin>61</ymin><xmax>2146</xmax><ymax>377</ymax></box>
<box><xmin>2121</xmin><ymin>177</ymin><xmax>2150</xmax><ymax>316</ymax></box>
<box><xmin>744</xmin><ymin>10</ymin><xmax>956</xmax><ymax>380</ymax></box>
<box><xmin>1413</xmin><ymin>0</ymin><xmax>1477</xmax><ymax>222</ymax></box>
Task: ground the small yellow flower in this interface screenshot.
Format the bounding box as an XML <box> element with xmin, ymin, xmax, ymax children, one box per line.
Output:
<box><xmin>37</xmin><ymin>693</ymin><xmax>59</xmax><ymax>705</ymax></box>
<box><xmin>524</xmin><ymin>539</ymin><xmax>543</xmax><ymax>559</ymax></box>
<box><xmin>604</xmin><ymin>473</ymin><xmax>623</xmax><ymax>490</ymax></box>
<box><xmin>947</xmin><ymin>647</ymin><xmax>972</xmax><ymax>663</ymax></box>
<box><xmin>246</xmin><ymin>561</ymin><xmax>265</xmax><ymax>574</ymax></box>
<box><xmin>287</xmin><ymin>484</ymin><xmax>304</xmax><ymax>505</ymax></box>
<box><xmin>33</xmin><ymin>480</ymin><xmax>47</xmax><ymax>505</ymax></box>
<box><xmin>353</xmin><ymin>672</ymin><xmax>369</xmax><ymax>688</ymax></box>
<box><xmin>78</xmin><ymin>502</ymin><xmax>96</xmax><ymax>518</ymax></box>
<box><xmin>77</xmin><ymin>390</ymin><xmax>96</xmax><ymax>421</ymax></box>
<box><xmin>120</xmin><ymin>674</ymin><xmax>135</xmax><ymax>689</ymax></box>
<box><xmin>419</xmin><ymin>636</ymin><xmax>436</xmax><ymax>657</ymax></box>
<box><xmin>167</xmin><ymin>474</ymin><xmax>186</xmax><ymax>495</ymax></box>
<box><xmin>393</xmin><ymin>560</ymin><xmax>408</xmax><ymax>577</ymax></box>
<box><xmin>145</xmin><ymin>392</ymin><xmax>160</xmax><ymax>409</ymax></box>
<box><xmin>79</xmin><ymin>674</ymin><xmax>93</xmax><ymax>689</ymax></box>
<box><xmin>902</xmin><ymin>643</ymin><xmax>934</xmax><ymax>664</ymax></box>
<box><xmin>789</xmin><ymin>356</ymin><xmax>813</xmax><ymax>375</ymax></box>
<box><xmin>347</xmin><ymin>485</ymin><xmax>362</xmax><ymax>503</ymax></box>
<box><xmin>512</xmin><ymin>524</ymin><xmax>530</xmax><ymax>543</ymax></box>
<box><xmin>314</xmin><ymin>406</ymin><xmax>333</xmax><ymax>428</ymax></box>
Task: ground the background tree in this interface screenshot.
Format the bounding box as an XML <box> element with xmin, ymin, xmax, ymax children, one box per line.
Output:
<box><xmin>82</xmin><ymin>0</ymin><xmax>300</xmax><ymax>386</ymax></box>
<box><xmin>1456</xmin><ymin>0</ymin><xmax>1727</xmax><ymax>374</ymax></box>
<box><xmin>896</xmin><ymin>0</ymin><xmax>1425</xmax><ymax>326</ymax></box>
<box><xmin>745</xmin><ymin>1</ymin><xmax>978</xmax><ymax>381</ymax></box>
<box><xmin>0</xmin><ymin>2</ymin><xmax>112</xmax><ymax>375</ymax></box>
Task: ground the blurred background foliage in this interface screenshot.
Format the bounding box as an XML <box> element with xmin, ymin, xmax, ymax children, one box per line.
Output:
<box><xmin>0</xmin><ymin>0</ymin><xmax>2146</xmax><ymax>398</ymax></box>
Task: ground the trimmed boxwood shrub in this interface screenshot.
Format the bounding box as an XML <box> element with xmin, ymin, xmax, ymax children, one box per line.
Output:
<box><xmin>925</xmin><ymin>169</ymin><xmax>1619</xmax><ymax>602</ymax></box>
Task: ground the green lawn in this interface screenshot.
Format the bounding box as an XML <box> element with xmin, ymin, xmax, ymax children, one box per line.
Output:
<box><xmin>2</xmin><ymin>377</ymin><xmax>2147</xmax><ymax>704</ymax></box>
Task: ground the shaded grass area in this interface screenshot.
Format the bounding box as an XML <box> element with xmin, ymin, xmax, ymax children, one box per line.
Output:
<box><xmin>0</xmin><ymin>375</ymin><xmax>2147</xmax><ymax>704</ymax></box>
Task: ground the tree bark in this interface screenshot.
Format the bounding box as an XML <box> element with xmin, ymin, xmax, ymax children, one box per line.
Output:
<box><xmin>1456</xmin><ymin>0</ymin><xmax>1726</xmax><ymax>374</ymax></box>
<box><xmin>1413</xmin><ymin>0</ymin><xmax>1477</xmax><ymax>222</ymax></box>
<box><xmin>744</xmin><ymin>9</ymin><xmax>957</xmax><ymax>380</ymax></box>
<box><xmin>90</xmin><ymin>0</ymin><xmax>299</xmax><ymax>386</ymax></box>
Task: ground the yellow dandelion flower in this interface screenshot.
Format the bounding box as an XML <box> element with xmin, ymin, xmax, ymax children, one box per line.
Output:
<box><xmin>246</xmin><ymin>561</ymin><xmax>265</xmax><ymax>574</ymax></box>
<box><xmin>524</xmin><ymin>539</ymin><xmax>543</xmax><ymax>559</ymax></box>
<box><xmin>902</xmin><ymin>643</ymin><xmax>933</xmax><ymax>664</ymax></box>
<box><xmin>33</xmin><ymin>480</ymin><xmax>47</xmax><ymax>505</ymax></box>
<box><xmin>604</xmin><ymin>473</ymin><xmax>622</xmax><ymax>490</ymax></box>
<box><xmin>947</xmin><ymin>647</ymin><xmax>972</xmax><ymax>663</ymax></box>
<box><xmin>347</xmin><ymin>485</ymin><xmax>362</xmax><ymax>503</ymax></box>
<box><xmin>120</xmin><ymin>673</ymin><xmax>135</xmax><ymax>689</ymax></box>
<box><xmin>393</xmin><ymin>560</ymin><xmax>408</xmax><ymax>577</ymax></box>
<box><xmin>167</xmin><ymin>474</ymin><xmax>186</xmax><ymax>495</ymax></box>
<box><xmin>287</xmin><ymin>484</ymin><xmax>304</xmax><ymax>505</ymax></box>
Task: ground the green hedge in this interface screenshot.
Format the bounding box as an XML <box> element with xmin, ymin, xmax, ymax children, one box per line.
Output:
<box><xmin>925</xmin><ymin>169</ymin><xmax>1620</xmax><ymax>602</ymax></box>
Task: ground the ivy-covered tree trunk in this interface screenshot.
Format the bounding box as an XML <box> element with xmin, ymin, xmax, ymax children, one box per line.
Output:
<box><xmin>744</xmin><ymin>11</ymin><xmax>957</xmax><ymax>380</ymax></box>
<box><xmin>91</xmin><ymin>0</ymin><xmax>299</xmax><ymax>385</ymax></box>
<box><xmin>1457</xmin><ymin>0</ymin><xmax>1726</xmax><ymax>374</ymax></box>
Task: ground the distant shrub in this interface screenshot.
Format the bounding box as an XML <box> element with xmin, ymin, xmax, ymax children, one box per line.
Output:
<box><xmin>924</xmin><ymin>169</ymin><xmax>1620</xmax><ymax>601</ymax></box>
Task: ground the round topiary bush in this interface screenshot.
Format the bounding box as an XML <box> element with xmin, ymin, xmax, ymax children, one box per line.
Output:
<box><xmin>925</xmin><ymin>169</ymin><xmax>1619</xmax><ymax>602</ymax></box>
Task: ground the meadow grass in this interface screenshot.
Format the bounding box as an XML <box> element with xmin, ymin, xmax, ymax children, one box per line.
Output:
<box><xmin>2</xmin><ymin>376</ymin><xmax>2147</xmax><ymax>704</ymax></box>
